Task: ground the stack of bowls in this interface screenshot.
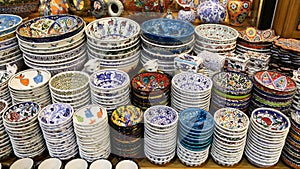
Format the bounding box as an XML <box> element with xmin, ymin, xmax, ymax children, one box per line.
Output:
<box><xmin>73</xmin><ymin>105</ymin><xmax>110</xmax><ymax>162</ymax></box>
<box><xmin>0</xmin><ymin>14</ymin><xmax>24</xmax><ymax>69</ymax></box>
<box><xmin>0</xmin><ymin>100</ymin><xmax>12</xmax><ymax>160</ymax></box>
<box><xmin>210</xmin><ymin>72</ymin><xmax>253</xmax><ymax>114</ymax></box>
<box><xmin>38</xmin><ymin>103</ymin><xmax>78</xmax><ymax>160</ymax></box>
<box><xmin>8</xmin><ymin>69</ymin><xmax>52</xmax><ymax>108</ymax></box>
<box><xmin>141</xmin><ymin>18</ymin><xmax>195</xmax><ymax>75</ymax></box>
<box><xmin>49</xmin><ymin>71</ymin><xmax>90</xmax><ymax>111</ymax></box>
<box><xmin>245</xmin><ymin>108</ymin><xmax>290</xmax><ymax>167</ymax></box>
<box><xmin>281</xmin><ymin>110</ymin><xmax>300</xmax><ymax>168</ymax></box>
<box><xmin>110</xmin><ymin>105</ymin><xmax>144</xmax><ymax>158</ymax></box>
<box><xmin>131</xmin><ymin>72</ymin><xmax>171</xmax><ymax>110</ymax></box>
<box><xmin>90</xmin><ymin>69</ymin><xmax>130</xmax><ymax>114</ymax></box>
<box><xmin>177</xmin><ymin>108</ymin><xmax>214</xmax><ymax>166</ymax></box>
<box><xmin>194</xmin><ymin>24</ymin><xmax>239</xmax><ymax>55</ymax></box>
<box><xmin>249</xmin><ymin>70</ymin><xmax>297</xmax><ymax>116</ymax></box>
<box><xmin>16</xmin><ymin>14</ymin><xmax>87</xmax><ymax>75</ymax></box>
<box><xmin>86</xmin><ymin>17</ymin><xmax>141</xmax><ymax>73</ymax></box>
<box><xmin>211</xmin><ymin>108</ymin><xmax>249</xmax><ymax>166</ymax></box>
<box><xmin>144</xmin><ymin>105</ymin><xmax>178</xmax><ymax>165</ymax></box>
<box><xmin>0</xmin><ymin>70</ymin><xmax>12</xmax><ymax>105</ymax></box>
<box><xmin>171</xmin><ymin>72</ymin><xmax>213</xmax><ymax>113</ymax></box>
<box><xmin>2</xmin><ymin>102</ymin><xmax>46</xmax><ymax>158</ymax></box>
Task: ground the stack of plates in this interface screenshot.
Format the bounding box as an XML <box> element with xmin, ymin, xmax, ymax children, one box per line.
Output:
<box><xmin>141</xmin><ymin>18</ymin><xmax>195</xmax><ymax>75</ymax></box>
<box><xmin>282</xmin><ymin>110</ymin><xmax>300</xmax><ymax>168</ymax></box>
<box><xmin>171</xmin><ymin>72</ymin><xmax>213</xmax><ymax>113</ymax></box>
<box><xmin>38</xmin><ymin>103</ymin><xmax>78</xmax><ymax>160</ymax></box>
<box><xmin>8</xmin><ymin>69</ymin><xmax>52</xmax><ymax>108</ymax></box>
<box><xmin>89</xmin><ymin>69</ymin><xmax>130</xmax><ymax>114</ymax></box>
<box><xmin>131</xmin><ymin>72</ymin><xmax>171</xmax><ymax>110</ymax></box>
<box><xmin>110</xmin><ymin>105</ymin><xmax>143</xmax><ymax>158</ymax></box>
<box><xmin>73</xmin><ymin>105</ymin><xmax>110</xmax><ymax>162</ymax></box>
<box><xmin>0</xmin><ymin>14</ymin><xmax>24</xmax><ymax>70</ymax></box>
<box><xmin>16</xmin><ymin>14</ymin><xmax>87</xmax><ymax>75</ymax></box>
<box><xmin>210</xmin><ymin>72</ymin><xmax>253</xmax><ymax>113</ymax></box>
<box><xmin>249</xmin><ymin>70</ymin><xmax>297</xmax><ymax>116</ymax></box>
<box><xmin>177</xmin><ymin>108</ymin><xmax>213</xmax><ymax>166</ymax></box>
<box><xmin>2</xmin><ymin>102</ymin><xmax>46</xmax><ymax>158</ymax></box>
<box><xmin>86</xmin><ymin>17</ymin><xmax>141</xmax><ymax>73</ymax></box>
<box><xmin>49</xmin><ymin>71</ymin><xmax>90</xmax><ymax>111</ymax></box>
<box><xmin>0</xmin><ymin>70</ymin><xmax>12</xmax><ymax>105</ymax></box>
<box><xmin>211</xmin><ymin>108</ymin><xmax>249</xmax><ymax>166</ymax></box>
<box><xmin>245</xmin><ymin>108</ymin><xmax>290</xmax><ymax>167</ymax></box>
<box><xmin>270</xmin><ymin>38</ymin><xmax>300</xmax><ymax>77</ymax></box>
<box><xmin>194</xmin><ymin>24</ymin><xmax>238</xmax><ymax>55</ymax></box>
<box><xmin>144</xmin><ymin>105</ymin><xmax>178</xmax><ymax>165</ymax></box>
<box><xmin>0</xmin><ymin>100</ymin><xmax>12</xmax><ymax>160</ymax></box>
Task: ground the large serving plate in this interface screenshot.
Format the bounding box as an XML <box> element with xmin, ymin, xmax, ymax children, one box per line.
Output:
<box><xmin>238</xmin><ymin>27</ymin><xmax>279</xmax><ymax>43</ymax></box>
<box><xmin>274</xmin><ymin>38</ymin><xmax>300</xmax><ymax>53</ymax></box>
<box><xmin>16</xmin><ymin>14</ymin><xmax>84</xmax><ymax>43</ymax></box>
<box><xmin>0</xmin><ymin>14</ymin><xmax>22</xmax><ymax>36</ymax></box>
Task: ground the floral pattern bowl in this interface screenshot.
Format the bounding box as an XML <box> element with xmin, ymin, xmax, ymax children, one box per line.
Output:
<box><xmin>111</xmin><ymin>105</ymin><xmax>143</xmax><ymax>127</ymax></box>
<box><xmin>144</xmin><ymin>105</ymin><xmax>178</xmax><ymax>128</ymax></box>
<box><xmin>212</xmin><ymin>72</ymin><xmax>253</xmax><ymax>95</ymax></box>
<box><xmin>16</xmin><ymin>14</ymin><xmax>84</xmax><ymax>43</ymax></box>
<box><xmin>141</xmin><ymin>18</ymin><xmax>194</xmax><ymax>45</ymax></box>
<box><xmin>238</xmin><ymin>27</ymin><xmax>279</xmax><ymax>44</ymax></box>
<box><xmin>0</xmin><ymin>14</ymin><xmax>22</xmax><ymax>36</ymax></box>
<box><xmin>38</xmin><ymin>103</ymin><xmax>73</xmax><ymax>126</ymax></box>
<box><xmin>85</xmin><ymin>17</ymin><xmax>140</xmax><ymax>47</ymax></box>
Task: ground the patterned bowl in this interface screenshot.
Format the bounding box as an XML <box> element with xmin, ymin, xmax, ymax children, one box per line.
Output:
<box><xmin>85</xmin><ymin>17</ymin><xmax>140</xmax><ymax>47</ymax></box>
<box><xmin>0</xmin><ymin>100</ymin><xmax>8</xmax><ymax>118</ymax></box>
<box><xmin>16</xmin><ymin>14</ymin><xmax>84</xmax><ymax>43</ymax></box>
<box><xmin>141</xmin><ymin>18</ymin><xmax>194</xmax><ymax>45</ymax></box>
<box><xmin>0</xmin><ymin>14</ymin><xmax>22</xmax><ymax>36</ymax></box>
<box><xmin>111</xmin><ymin>105</ymin><xmax>143</xmax><ymax>127</ymax></box>
<box><xmin>73</xmin><ymin>104</ymin><xmax>107</xmax><ymax>126</ymax></box>
<box><xmin>195</xmin><ymin>24</ymin><xmax>239</xmax><ymax>44</ymax></box>
<box><xmin>144</xmin><ymin>105</ymin><xmax>178</xmax><ymax>128</ymax></box>
<box><xmin>238</xmin><ymin>27</ymin><xmax>279</xmax><ymax>44</ymax></box>
<box><xmin>38</xmin><ymin>103</ymin><xmax>73</xmax><ymax>126</ymax></box>
<box><xmin>212</xmin><ymin>72</ymin><xmax>253</xmax><ymax>95</ymax></box>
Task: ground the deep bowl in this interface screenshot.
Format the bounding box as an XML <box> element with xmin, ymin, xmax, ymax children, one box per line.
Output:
<box><xmin>144</xmin><ymin>105</ymin><xmax>178</xmax><ymax>128</ymax></box>
<box><xmin>238</xmin><ymin>27</ymin><xmax>279</xmax><ymax>44</ymax></box>
<box><xmin>0</xmin><ymin>14</ymin><xmax>22</xmax><ymax>36</ymax></box>
<box><xmin>16</xmin><ymin>14</ymin><xmax>84</xmax><ymax>43</ymax></box>
<box><xmin>141</xmin><ymin>18</ymin><xmax>194</xmax><ymax>45</ymax></box>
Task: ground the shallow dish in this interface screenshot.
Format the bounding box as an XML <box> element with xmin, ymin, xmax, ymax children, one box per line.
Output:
<box><xmin>3</xmin><ymin>102</ymin><xmax>40</xmax><ymax>124</ymax></box>
<box><xmin>238</xmin><ymin>27</ymin><xmax>279</xmax><ymax>43</ymax></box>
<box><xmin>38</xmin><ymin>103</ymin><xmax>73</xmax><ymax>126</ymax></box>
<box><xmin>73</xmin><ymin>104</ymin><xmax>107</xmax><ymax>126</ymax></box>
<box><xmin>0</xmin><ymin>14</ymin><xmax>22</xmax><ymax>36</ymax></box>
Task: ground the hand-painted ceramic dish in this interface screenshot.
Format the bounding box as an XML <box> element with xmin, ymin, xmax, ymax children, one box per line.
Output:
<box><xmin>141</xmin><ymin>18</ymin><xmax>194</xmax><ymax>45</ymax></box>
<box><xmin>8</xmin><ymin>69</ymin><xmax>51</xmax><ymax>91</ymax></box>
<box><xmin>212</xmin><ymin>72</ymin><xmax>253</xmax><ymax>95</ymax></box>
<box><xmin>85</xmin><ymin>17</ymin><xmax>140</xmax><ymax>46</ymax></box>
<box><xmin>90</xmin><ymin>69</ymin><xmax>130</xmax><ymax>91</ymax></box>
<box><xmin>16</xmin><ymin>14</ymin><xmax>84</xmax><ymax>43</ymax></box>
<box><xmin>2</xmin><ymin>102</ymin><xmax>40</xmax><ymax>123</ymax></box>
<box><xmin>251</xmin><ymin>108</ymin><xmax>290</xmax><ymax>132</ymax></box>
<box><xmin>111</xmin><ymin>105</ymin><xmax>143</xmax><ymax>127</ymax></box>
<box><xmin>0</xmin><ymin>14</ymin><xmax>22</xmax><ymax>36</ymax></box>
<box><xmin>0</xmin><ymin>70</ymin><xmax>10</xmax><ymax>85</ymax></box>
<box><xmin>238</xmin><ymin>27</ymin><xmax>279</xmax><ymax>43</ymax></box>
<box><xmin>179</xmin><ymin>108</ymin><xmax>214</xmax><ymax>131</ymax></box>
<box><xmin>38</xmin><ymin>103</ymin><xmax>73</xmax><ymax>126</ymax></box>
<box><xmin>73</xmin><ymin>104</ymin><xmax>107</xmax><ymax>126</ymax></box>
<box><xmin>144</xmin><ymin>105</ymin><xmax>178</xmax><ymax>128</ymax></box>
<box><xmin>214</xmin><ymin>108</ymin><xmax>249</xmax><ymax>132</ymax></box>
<box><xmin>274</xmin><ymin>38</ymin><xmax>300</xmax><ymax>53</ymax></box>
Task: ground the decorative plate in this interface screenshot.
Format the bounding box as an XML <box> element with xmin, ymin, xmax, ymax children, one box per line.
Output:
<box><xmin>179</xmin><ymin>108</ymin><xmax>214</xmax><ymax>131</ymax></box>
<box><xmin>141</xmin><ymin>18</ymin><xmax>194</xmax><ymax>44</ymax></box>
<box><xmin>3</xmin><ymin>102</ymin><xmax>40</xmax><ymax>123</ymax></box>
<box><xmin>212</xmin><ymin>72</ymin><xmax>253</xmax><ymax>95</ymax></box>
<box><xmin>274</xmin><ymin>38</ymin><xmax>300</xmax><ymax>53</ymax></box>
<box><xmin>238</xmin><ymin>27</ymin><xmax>279</xmax><ymax>43</ymax></box>
<box><xmin>214</xmin><ymin>108</ymin><xmax>249</xmax><ymax>131</ymax></box>
<box><xmin>0</xmin><ymin>14</ymin><xmax>22</xmax><ymax>36</ymax></box>
<box><xmin>251</xmin><ymin>108</ymin><xmax>290</xmax><ymax>131</ymax></box>
<box><xmin>144</xmin><ymin>105</ymin><xmax>178</xmax><ymax>127</ymax></box>
<box><xmin>131</xmin><ymin>72</ymin><xmax>170</xmax><ymax>92</ymax></box>
<box><xmin>254</xmin><ymin>71</ymin><xmax>296</xmax><ymax>92</ymax></box>
<box><xmin>111</xmin><ymin>105</ymin><xmax>143</xmax><ymax>127</ymax></box>
<box><xmin>90</xmin><ymin>69</ymin><xmax>129</xmax><ymax>90</ymax></box>
<box><xmin>8</xmin><ymin>69</ymin><xmax>51</xmax><ymax>91</ymax></box>
<box><xmin>39</xmin><ymin>103</ymin><xmax>73</xmax><ymax>125</ymax></box>
<box><xmin>16</xmin><ymin>14</ymin><xmax>84</xmax><ymax>42</ymax></box>
<box><xmin>74</xmin><ymin>104</ymin><xmax>107</xmax><ymax>125</ymax></box>
<box><xmin>172</xmin><ymin>72</ymin><xmax>213</xmax><ymax>93</ymax></box>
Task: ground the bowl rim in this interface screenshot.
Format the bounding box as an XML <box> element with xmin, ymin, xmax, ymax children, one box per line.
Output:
<box><xmin>0</xmin><ymin>14</ymin><xmax>22</xmax><ymax>35</ymax></box>
<box><xmin>144</xmin><ymin>105</ymin><xmax>178</xmax><ymax>128</ymax></box>
<box><xmin>38</xmin><ymin>103</ymin><xmax>74</xmax><ymax>126</ymax></box>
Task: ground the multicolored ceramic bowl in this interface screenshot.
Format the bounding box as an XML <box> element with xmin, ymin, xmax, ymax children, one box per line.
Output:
<box><xmin>111</xmin><ymin>105</ymin><xmax>143</xmax><ymax>127</ymax></box>
<box><xmin>0</xmin><ymin>14</ymin><xmax>22</xmax><ymax>36</ymax></box>
<box><xmin>238</xmin><ymin>27</ymin><xmax>279</xmax><ymax>44</ymax></box>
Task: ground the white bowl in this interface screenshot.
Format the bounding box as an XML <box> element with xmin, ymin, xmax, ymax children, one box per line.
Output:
<box><xmin>10</xmin><ymin>158</ymin><xmax>34</xmax><ymax>169</ymax></box>
<box><xmin>65</xmin><ymin>159</ymin><xmax>88</xmax><ymax>169</ymax></box>
<box><xmin>89</xmin><ymin>159</ymin><xmax>112</xmax><ymax>169</ymax></box>
<box><xmin>38</xmin><ymin>158</ymin><xmax>62</xmax><ymax>169</ymax></box>
<box><xmin>115</xmin><ymin>160</ymin><xmax>138</xmax><ymax>169</ymax></box>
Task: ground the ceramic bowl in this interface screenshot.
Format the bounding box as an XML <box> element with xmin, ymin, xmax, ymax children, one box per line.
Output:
<box><xmin>85</xmin><ymin>17</ymin><xmax>140</xmax><ymax>46</ymax></box>
<box><xmin>0</xmin><ymin>14</ymin><xmax>22</xmax><ymax>36</ymax></box>
<box><xmin>89</xmin><ymin>159</ymin><xmax>112</xmax><ymax>169</ymax></box>
<box><xmin>38</xmin><ymin>103</ymin><xmax>73</xmax><ymax>126</ymax></box>
<box><xmin>110</xmin><ymin>105</ymin><xmax>143</xmax><ymax>128</ymax></box>
<box><xmin>65</xmin><ymin>159</ymin><xmax>88</xmax><ymax>169</ymax></box>
<box><xmin>10</xmin><ymin>158</ymin><xmax>34</xmax><ymax>169</ymax></box>
<box><xmin>141</xmin><ymin>18</ymin><xmax>194</xmax><ymax>45</ymax></box>
<box><xmin>38</xmin><ymin>158</ymin><xmax>62</xmax><ymax>169</ymax></box>
<box><xmin>274</xmin><ymin>38</ymin><xmax>300</xmax><ymax>53</ymax></box>
<box><xmin>196</xmin><ymin>40</ymin><xmax>236</xmax><ymax>51</ymax></box>
<box><xmin>144</xmin><ymin>105</ymin><xmax>178</xmax><ymax>128</ymax></box>
<box><xmin>16</xmin><ymin>14</ymin><xmax>84</xmax><ymax>43</ymax></box>
<box><xmin>74</xmin><ymin>104</ymin><xmax>107</xmax><ymax>126</ymax></box>
<box><xmin>238</xmin><ymin>27</ymin><xmax>279</xmax><ymax>44</ymax></box>
<box><xmin>195</xmin><ymin>24</ymin><xmax>239</xmax><ymax>45</ymax></box>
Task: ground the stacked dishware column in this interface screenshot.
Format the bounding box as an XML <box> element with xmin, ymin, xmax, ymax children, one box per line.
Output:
<box><xmin>0</xmin><ymin>100</ymin><xmax>12</xmax><ymax>160</ymax></box>
<box><xmin>0</xmin><ymin>71</ymin><xmax>13</xmax><ymax>105</ymax></box>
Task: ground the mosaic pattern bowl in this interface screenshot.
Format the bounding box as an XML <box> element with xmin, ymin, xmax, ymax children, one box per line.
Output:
<box><xmin>144</xmin><ymin>105</ymin><xmax>178</xmax><ymax>128</ymax></box>
<box><xmin>0</xmin><ymin>14</ymin><xmax>22</xmax><ymax>36</ymax></box>
<box><xmin>238</xmin><ymin>27</ymin><xmax>279</xmax><ymax>43</ymax></box>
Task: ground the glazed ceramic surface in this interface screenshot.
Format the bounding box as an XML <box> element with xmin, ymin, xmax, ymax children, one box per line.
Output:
<box><xmin>197</xmin><ymin>0</ymin><xmax>226</xmax><ymax>23</ymax></box>
<box><xmin>90</xmin><ymin>69</ymin><xmax>129</xmax><ymax>90</ymax></box>
<box><xmin>180</xmin><ymin>108</ymin><xmax>214</xmax><ymax>130</ymax></box>
<box><xmin>141</xmin><ymin>18</ymin><xmax>194</xmax><ymax>44</ymax></box>
<box><xmin>177</xmin><ymin>9</ymin><xmax>196</xmax><ymax>23</ymax></box>
<box><xmin>227</xmin><ymin>0</ymin><xmax>251</xmax><ymax>26</ymax></box>
<box><xmin>39</xmin><ymin>103</ymin><xmax>73</xmax><ymax>125</ymax></box>
<box><xmin>111</xmin><ymin>105</ymin><xmax>143</xmax><ymax>127</ymax></box>
<box><xmin>0</xmin><ymin>70</ymin><xmax>10</xmax><ymax>85</ymax></box>
<box><xmin>16</xmin><ymin>14</ymin><xmax>84</xmax><ymax>42</ymax></box>
<box><xmin>274</xmin><ymin>38</ymin><xmax>300</xmax><ymax>53</ymax></box>
<box><xmin>73</xmin><ymin>104</ymin><xmax>107</xmax><ymax>125</ymax></box>
<box><xmin>131</xmin><ymin>72</ymin><xmax>170</xmax><ymax>92</ymax></box>
<box><xmin>224</xmin><ymin>52</ymin><xmax>250</xmax><ymax>73</ymax></box>
<box><xmin>3</xmin><ymin>102</ymin><xmax>40</xmax><ymax>123</ymax></box>
<box><xmin>174</xmin><ymin>53</ymin><xmax>204</xmax><ymax>73</ymax></box>
<box><xmin>239</xmin><ymin>27</ymin><xmax>279</xmax><ymax>43</ymax></box>
<box><xmin>214</xmin><ymin>108</ymin><xmax>249</xmax><ymax>131</ymax></box>
<box><xmin>0</xmin><ymin>14</ymin><xmax>22</xmax><ymax>36</ymax></box>
<box><xmin>144</xmin><ymin>105</ymin><xmax>178</xmax><ymax>127</ymax></box>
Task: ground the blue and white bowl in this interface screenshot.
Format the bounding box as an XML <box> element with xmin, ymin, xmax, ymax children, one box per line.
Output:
<box><xmin>144</xmin><ymin>105</ymin><xmax>178</xmax><ymax>128</ymax></box>
<box><xmin>0</xmin><ymin>14</ymin><xmax>22</xmax><ymax>36</ymax></box>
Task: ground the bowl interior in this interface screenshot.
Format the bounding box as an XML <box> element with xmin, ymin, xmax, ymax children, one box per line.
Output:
<box><xmin>39</xmin><ymin>103</ymin><xmax>73</xmax><ymax>125</ymax></box>
<box><xmin>238</xmin><ymin>27</ymin><xmax>279</xmax><ymax>43</ymax></box>
<box><xmin>212</xmin><ymin>72</ymin><xmax>253</xmax><ymax>92</ymax></box>
<box><xmin>179</xmin><ymin>108</ymin><xmax>214</xmax><ymax>131</ymax></box>
<box><xmin>90</xmin><ymin>70</ymin><xmax>129</xmax><ymax>90</ymax></box>
<box><xmin>214</xmin><ymin>108</ymin><xmax>249</xmax><ymax>131</ymax></box>
<box><xmin>195</xmin><ymin>24</ymin><xmax>238</xmax><ymax>42</ymax></box>
<box><xmin>144</xmin><ymin>105</ymin><xmax>178</xmax><ymax>127</ymax></box>
<box><xmin>131</xmin><ymin>72</ymin><xmax>170</xmax><ymax>92</ymax></box>
<box><xmin>3</xmin><ymin>102</ymin><xmax>40</xmax><ymax>123</ymax></box>
<box><xmin>0</xmin><ymin>14</ymin><xmax>22</xmax><ymax>35</ymax></box>
<box><xmin>50</xmin><ymin>72</ymin><xmax>89</xmax><ymax>92</ymax></box>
